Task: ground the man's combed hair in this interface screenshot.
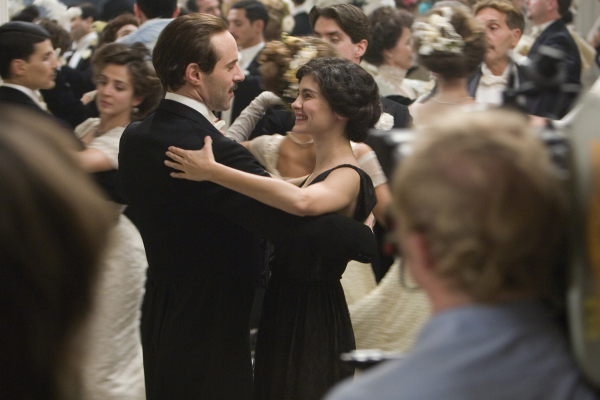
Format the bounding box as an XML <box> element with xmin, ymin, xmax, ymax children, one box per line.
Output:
<box><xmin>153</xmin><ymin>14</ymin><xmax>228</xmax><ymax>92</ymax></box>
<box><xmin>296</xmin><ymin>57</ymin><xmax>382</xmax><ymax>143</ymax></box>
<box><xmin>0</xmin><ymin>21</ymin><xmax>50</xmax><ymax>79</ymax></box>
<box><xmin>393</xmin><ymin>110</ymin><xmax>567</xmax><ymax>303</ymax></box>
<box><xmin>308</xmin><ymin>4</ymin><xmax>372</xmax><ymax>44</ymax></box>
<box><xmin>473</xmin><ymin>0</ymin><xmax>524</xmax><ymax>33</ymax></box>
<box><xmin>231</xmin><ymin>0</ymin><xmax>269</xmax><ymax>30</ymax></box>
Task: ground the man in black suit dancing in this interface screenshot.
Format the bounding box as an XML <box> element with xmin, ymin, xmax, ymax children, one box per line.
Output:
<box><xmin>0</xmin><ymin>22</ymin><xmax>58</xmax><ymax>115</ymax></box>
<box><xmin>118</xmin><ymin>14</ymin><xmax>377</xmax><ymax>399</ymax></box>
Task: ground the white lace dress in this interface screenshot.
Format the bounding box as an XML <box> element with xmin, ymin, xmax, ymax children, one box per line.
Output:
<box><xmin>75</xmin><ymin>118</ymin><xmax>147</xmax><ymax>400</ymax></box>
<box><xmin>228</xmin><ymin>94</ymin><xmax>431</xmax><ymax>353</ymax></box>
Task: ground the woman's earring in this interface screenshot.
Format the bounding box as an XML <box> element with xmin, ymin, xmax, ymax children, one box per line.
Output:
<box><xmin>132</xmin><ymin>107</ymin><xmax>139</xmax><ymax>114</ymax></box>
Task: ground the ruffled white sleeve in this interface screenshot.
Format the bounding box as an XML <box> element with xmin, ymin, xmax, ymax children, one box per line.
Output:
<box><xmin>226</xmin><ymin>91</ymin><xmax>285</xmax><ymax>142</ymax></box>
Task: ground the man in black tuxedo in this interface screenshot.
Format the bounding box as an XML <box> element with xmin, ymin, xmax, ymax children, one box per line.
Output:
<box><xmin>0</xmin><ymin>22</ymin><xmax>58</xmax><ymax>115</ymax></box>
<box><xmin>225</xmin><ymin>0</ymin><xmax>268</xmax><ymax>128</ymax></box>
<box><xmin>118</xmin><ymin>14</ymin><xmax>377</xmax><ymax>399</ymax></box>
<box><xmin>522</xmin><ymin>0</ymin><xmax>580</xmax><ymax>118</ymax></box>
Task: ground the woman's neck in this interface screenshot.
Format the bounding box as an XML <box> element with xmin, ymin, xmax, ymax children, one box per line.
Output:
<box><xmin>98</xmin><ymin>111</ymin><xmax>131</xmax><ymax>133</ymax></box>
<box><xmin>312</xmin><ymin>127</ymin><xmax>355</xmax><ymax>173</ymax></box>
<box><xmin>432</xmin><ymin>76</ymin><xmax>471</xmax><ymax>103</ymax></box>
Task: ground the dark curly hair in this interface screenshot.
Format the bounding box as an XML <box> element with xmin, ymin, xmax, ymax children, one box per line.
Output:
<box><xmin>364</xmin><ymin>7</ymin><xmax>414</xmax><ymax>66</ymax></box>
<box><xmin>37</xmin><ymin>18</ymin><xmax>71</xmax><ymax>58</ymax></box>
<box><xmin>413</xmin><ymin>5</ymin><xmax>486</xmax><ymax>79</ymax></box>
<box><xmin>258</xmin><ymin>37</ymin><xmax>338</xmax><ymax>102</ymax></box>
<box><xmin>296</xmin><ymin>57</ymin><xmax>382</xmax><ymax>142</ymax></box>
<box><xmin>92</xmin><ymin>43</ymin><xmax>163</xmax><ymax>121</ymax></box>
<box><xmin>97</xmin><ymin>13</ymin><xmax>138</xmax><ymax>47</ymax></box>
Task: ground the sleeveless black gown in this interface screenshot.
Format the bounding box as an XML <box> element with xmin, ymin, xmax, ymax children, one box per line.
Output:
<box><xmin>254</xmin><ymin>165</ymin><xmax>377</xmax><ymax>400</ymax></box>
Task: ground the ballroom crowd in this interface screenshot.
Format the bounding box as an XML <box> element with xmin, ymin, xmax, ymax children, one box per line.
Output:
<box><xmin>2</xmin><ymin>0</ymin><xmax>600</xmax><ymax>398</ymax></box>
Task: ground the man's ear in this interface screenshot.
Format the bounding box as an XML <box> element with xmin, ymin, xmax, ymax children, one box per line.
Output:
<box><xmin>253</xmin><ymin>19</ymin><xmax>265</xmax><ymax>36</ymax></box>
<box><xmin>9</xmin><ymin>59</ymin><xmax>27</xmax><ymax>78</ymax></box>
<box><xmin>355</xmin><ymin>39</ymin><xmax>368</xmax><ymax>59</ymax></box>
<box><xmin>172</xmin><ymin>5</ymin><xmax>180</xmax><ymax>18</ymax></box>
<box><xmin>510</xmin><ymin>28</ymin><xmax>522</xmax><ymax>48</ymax></box>
<box><xmin>185</xmin><ymin>63</ymin><xmax>203</xmax><ymax>86</ymax></box>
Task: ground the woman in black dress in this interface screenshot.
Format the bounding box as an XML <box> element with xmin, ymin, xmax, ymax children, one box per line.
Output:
<box><xmin>165</xmin><ymin>57</ymin><xmax>381</xmax><ymax>399</ymax></box>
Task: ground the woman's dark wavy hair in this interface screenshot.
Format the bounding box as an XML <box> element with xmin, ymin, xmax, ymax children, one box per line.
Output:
<box><xmin>364</xmin><ymin>7</ymin><xmax>414</xmax><ymax>66</ymax></box>
<box><xmin>296</xmin><ymin>57</ymin><xmax>382</xmax><ymax>142</ymax></box>
<box><xmin>92</xmin><ymin>42</ymin><xmax>163</xmax><ymax>121</ymax></box>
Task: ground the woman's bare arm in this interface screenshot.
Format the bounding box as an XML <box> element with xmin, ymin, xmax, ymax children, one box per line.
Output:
<box><xmin>165</xmin><ymin>136</ymin><xmax>359</xmax><ymax>216</ymax></box>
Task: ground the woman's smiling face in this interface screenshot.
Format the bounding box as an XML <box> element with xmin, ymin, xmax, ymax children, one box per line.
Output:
<box><xmin>291</xmin><ymin>75</ymin><xmax>341</xmax><ymax>137</ymax></box>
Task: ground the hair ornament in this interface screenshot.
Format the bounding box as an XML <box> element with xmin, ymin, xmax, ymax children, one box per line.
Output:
<box><xmin>281</xmin><ymin>34</ymin><xmax>318</xmax><ymax>99</ymax></box>
<box><xmin>412</xmin><ymin>7</ymin><xmax>463</xmax><ymax>56</ymax></box>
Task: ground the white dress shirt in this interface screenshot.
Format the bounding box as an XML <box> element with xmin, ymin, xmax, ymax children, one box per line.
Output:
<box><xmin>68</xmin><ymin>31</ymin><xmax>98</xmax><ymax>69</ymax></box>
<box><xmin>475</xmin><ymin>63</ymin><xmax>511</xmax><ymax>107</ymax></box>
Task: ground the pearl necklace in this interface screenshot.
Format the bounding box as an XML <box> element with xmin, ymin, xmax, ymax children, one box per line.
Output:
<box><xmin>286</xmin><ymin>132</ymin><xmax>313</xmax><ymax>146</ymax></box>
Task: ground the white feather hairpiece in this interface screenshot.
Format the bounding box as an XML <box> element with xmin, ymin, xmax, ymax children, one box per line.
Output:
<box><xmin>33</xmin><ymin>0</ymin><xmax>81</xmax><ymax>31</ymax></box>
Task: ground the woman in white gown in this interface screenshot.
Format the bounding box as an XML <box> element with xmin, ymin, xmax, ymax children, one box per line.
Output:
<box><xmin>73</xmin><ymin>42</ymin><xmax>162</xmax><ymax>399</ymax></box>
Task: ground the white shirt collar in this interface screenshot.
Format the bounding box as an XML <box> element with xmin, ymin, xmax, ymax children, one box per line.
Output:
<box><xmin>165</xmin><ymin>92</ymin><xmax>218</xmax><ymax>125</ymax></box>
<box><xmin>2</xmin><ymin>83</ymin><xmax>47</xmax><ymax>110</ymax></box>
<box><xmin>481</xmin><ymin>63</ymin><xmax>510</xmax><ymax>81</ymax></box>
<box><xmin>239</xmin><ymin>41</ymin><xmax>265</xmax><ymax>72</ymax></box>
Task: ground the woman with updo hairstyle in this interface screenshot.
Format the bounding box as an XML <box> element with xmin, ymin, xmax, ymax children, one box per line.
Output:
<box><xmin>362</xmin><ymin>6</ymin><xmax>426</xmax><ymax>102</ymax></box>
<box><xmin>72</xmin><ymin>42</ymin><xmax>162</xmax><ymax>400</ymax></box>
<box><xmin>409</xmin><ymin>5</ymin><xmax>486</xmax><ymax>125</ymax></box>
<box><xmin>226</xmin><ymin>37</ymin><xmax>391</xmax><ymax>226</ymax></box>
<box><xmin>164</xmin><ymin>57</ymin><xmax>381</xmax><ymax>399</ymax></box>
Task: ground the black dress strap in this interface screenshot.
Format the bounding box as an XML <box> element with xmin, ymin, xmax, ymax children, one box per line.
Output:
<box><xmin>305</xmin><ymin>164</ymin><xmax>377</xmax><ymax>222</ymax></box>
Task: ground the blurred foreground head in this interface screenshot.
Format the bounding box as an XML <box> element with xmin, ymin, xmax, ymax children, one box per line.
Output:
<box><xmin>0</xmin><ymin>107</ymin><xmax>112</xmax><ymax>400</ymax></box>
<box><xmin>392</xmin><ymin>110</ymin><xmax>567</xmax><ymax>305</ymax></box>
